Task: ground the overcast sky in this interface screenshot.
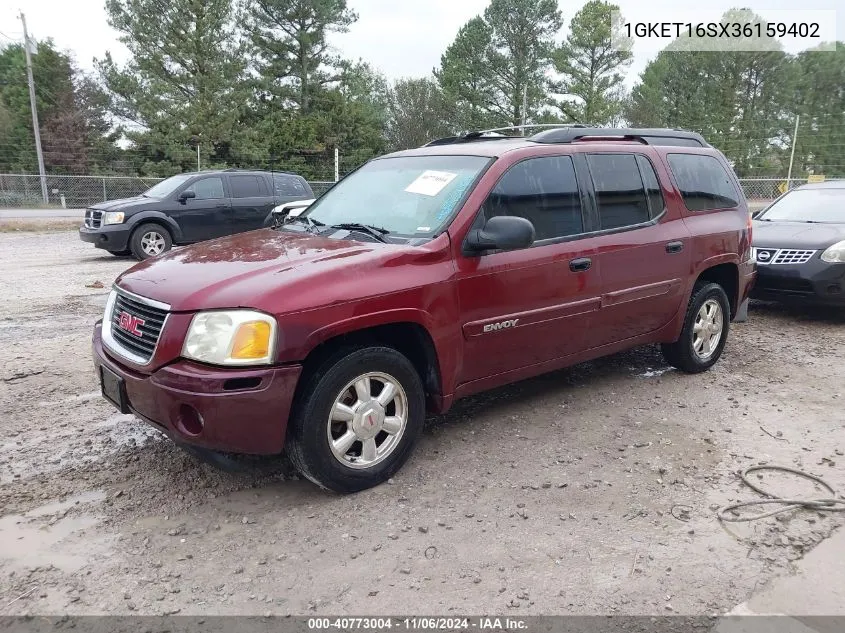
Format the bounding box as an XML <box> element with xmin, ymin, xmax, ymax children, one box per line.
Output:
<box><xmin>1</xmin><ymin>0</ymin><xmax>841</xmax><ymax>90</ymax></box>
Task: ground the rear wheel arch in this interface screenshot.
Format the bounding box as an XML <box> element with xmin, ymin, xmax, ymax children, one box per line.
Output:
<box><xmin>694</xmin><ymin>262</ymin><xmax>739</xmax><ymax>317</ymax></box>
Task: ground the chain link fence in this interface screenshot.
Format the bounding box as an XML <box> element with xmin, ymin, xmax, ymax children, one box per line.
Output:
<box><xmin>739</xmin><ymin>178</ymin><xmax>833</xmax><ymax>201</ymax></box>
<box><xmin>1</xmin><ymin>173</ymin><xmax>843</xmax><ymax>209</ymax></box>
<box><xmin>0</xmin><ymin>174</ymin><xmax>338</xmax><ymax>208</ymax></box>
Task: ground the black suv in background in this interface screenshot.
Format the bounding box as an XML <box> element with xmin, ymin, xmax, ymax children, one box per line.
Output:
<box><xmin>79</xmin><ymin>169</ymin><xmax>314</xmax><ymax>259</ymax></box>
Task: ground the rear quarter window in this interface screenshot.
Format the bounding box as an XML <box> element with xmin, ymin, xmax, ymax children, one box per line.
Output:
<box><xmin>274</xmin><ymin>175</ymin><xmax>309</xmax><ymax>197</ymax></box>
<box><xmin>667</xmin><ymin>153</ymin><xmax>739</xmax><ymax>211</ymax></box>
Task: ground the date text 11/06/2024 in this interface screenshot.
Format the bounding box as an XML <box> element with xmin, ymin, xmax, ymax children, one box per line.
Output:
<box><xmin>623</xmin><ymin>21</ymin><xmax>820</xmax><ymax>39</ymax></box>
<box><xmin>307</xmin><ymin>618</ymin><xmax>528</xmax><ymax>630</ymax></box>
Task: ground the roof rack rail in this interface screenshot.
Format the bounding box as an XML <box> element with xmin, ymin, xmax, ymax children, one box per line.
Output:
<box><xmin>424</xmin><ymin>123</ymin><xmax>596</xmax><ymax>147</ymax></box>
<box><xmin>473</xmin><ymin>123</ymin><xmax>596</xmax><ymax>135</ymax></box>
<box><xmin>424</xmin><ymin>132</ymin><xmax>509</xmax><ymax>147</ymax></box>
<box><xmin>529</xmin><ymin>127</ymin><xmax>708</xmax><ymax>147</ymax></box>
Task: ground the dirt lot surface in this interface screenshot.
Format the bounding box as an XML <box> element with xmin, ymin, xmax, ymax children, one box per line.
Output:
<box><xmin>1</xmin><ymin>230</ymin><xmax>844</xmax><ymax>616</ymax></box>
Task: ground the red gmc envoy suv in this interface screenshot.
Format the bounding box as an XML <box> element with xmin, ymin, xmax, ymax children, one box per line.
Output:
<box><xmin>92</xmin><ymin>127</ymin><xmax>756</xmax><ymax>492</ymax></box>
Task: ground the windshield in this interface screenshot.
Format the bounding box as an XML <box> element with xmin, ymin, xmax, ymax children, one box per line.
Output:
<box><xmin>144</xmin><ymin>174</ymin><xmax>195</xmax><ymax>199</ymax></box>
<box><xmin>759</xmin><ymin>188</ymin><xmax>845</xmax><ymax>223</ymax></box>
<box><xmin>303</xmin><ymin>155</ymin><xmax>491</xmax><ymax>237</ymax></box>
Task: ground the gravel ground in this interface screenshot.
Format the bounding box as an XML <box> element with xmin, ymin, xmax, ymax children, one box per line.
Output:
<box><xmin>1</xmin><ymin>230</ymin><xmax>844</xmax><ymax>616</ymax></box>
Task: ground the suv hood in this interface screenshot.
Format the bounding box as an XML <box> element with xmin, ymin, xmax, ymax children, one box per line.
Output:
<box><xmin>91</xmin><ymin>196</ymin><xmax>157</xmax><ymax>212</ymax></box>
<box><xmin>752</xmin><ymin>220</ymin><xmax>845</xmax><ymax>249</ymax></box>
<box><xmin>116</xmin><ymin>229</ymin><xmax>449</xmax><ymax>312</ymax></box>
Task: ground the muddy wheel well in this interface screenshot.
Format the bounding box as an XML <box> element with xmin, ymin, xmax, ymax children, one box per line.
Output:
<box><xmin>299</xmin><ymin>323</ymin><xmax>442</xmax><ymax>408</ymax></box>
<box><xmin>696</xmin><ymin>263</ymin><xmax>738</xmax><ymax>316</ymax></box>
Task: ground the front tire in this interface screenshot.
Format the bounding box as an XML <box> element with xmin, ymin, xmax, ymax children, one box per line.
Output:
<box><xmin>661</xmin><ymin>281</ymin><xmax>731</xmax><ymax>373</ymax></box>
<box><xmin>130</xmin><ymin>223</ymin><xmax>172</xmax><ymax>260</ymax></box>
<box><xmin>287</xmin><ymin>346</ymin><xmax>425</xmax><ymax>493</ymax></box>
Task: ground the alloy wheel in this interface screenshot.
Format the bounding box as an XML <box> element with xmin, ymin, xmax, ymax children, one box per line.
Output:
<box><xmin>140</xmin><ymin>231</ymin><xmax>166</xmax><ymax>256</ymax></box>
<box><xmin>326</xmin><ymin>372</ymin><xmax>408</xmax><ymax>469</ymax></box>
<box><xmin>692</xmin><ymin>299</ymin><xmax>724</xmax><ymax>360</ymax></box>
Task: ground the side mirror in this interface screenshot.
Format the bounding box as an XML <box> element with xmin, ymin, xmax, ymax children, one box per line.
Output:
<box><xmin>751</xmin><ymin>210</ymin><xmax>763</xmax><ymax>219</ymax></box>
<box><xmin>178</xmin><ymin>190</ymin><xmax>196</xmax><ymax>204</ymax></box>
<box><xmin>465</xmin><ymin>216</ymin><xmax>535</xmax><ymax>254</ymax></box>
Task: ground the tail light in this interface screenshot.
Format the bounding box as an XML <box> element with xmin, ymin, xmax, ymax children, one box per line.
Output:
<box><xmin>744</xmin><ymin>211</ymin><xmax>754</xmax><ymax>262</ymax></box>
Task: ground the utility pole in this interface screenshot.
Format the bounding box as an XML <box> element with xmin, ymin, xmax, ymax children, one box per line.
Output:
<box><xmin>20</xmin><ymin>12</ymin><xmax>49</xmax><ymax>205</ymax></box>
<box><xmin>786</xmin><ymin>114</ymin><xmax>800</xmax><ymax>188</ymax></box>
<box><xmin>334</xmin><ymin>147</ymin><xmax>339</xmax><ymax>182</ymax></box>
<box><xmin>197</xmin><ymin>144</ymin><xmax>201</xmax><ymax>172</ymax></box>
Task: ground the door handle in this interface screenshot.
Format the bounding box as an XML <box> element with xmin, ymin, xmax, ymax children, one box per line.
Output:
<box><xmin>569</xmin><ymin>257</ymin><xmax>592</xmax><ymax>272</ymax></box>
<box><xmin>666</xmin><ymin>241</ymin><xmax>684</xmax><ymax>254</ymax></box>
<box><xmin>214</xmin><ymin>204</ymin><xmax>228</xmax><ymax>209</ymax></box>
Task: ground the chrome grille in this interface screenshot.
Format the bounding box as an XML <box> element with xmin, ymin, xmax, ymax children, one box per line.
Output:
<box><xmin>84</xmin><ymin>209</ymin><xmax>103</xmax><ymax>228</ymax></box>
<box><xmin>772</xmin><ymin>249</ymin><xmax>816</xmax><ymax>265</ymax></box>
<box><xmin>106</xmin><ymin>290</ymin><xmax>168</xmax><ymax>363</ymax></box>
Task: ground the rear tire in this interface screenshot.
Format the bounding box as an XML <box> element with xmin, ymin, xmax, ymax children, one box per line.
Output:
<box><xmin>661</xmin><ymin>281</ymin><xmax>731</xmax><ymax>373</ymax></box>
<box><xmin>130</xmin><ymin>223</ymin><xmax>172</xmax><ymax>260</ymax></box>
<box><xmin>287</xmin><ymin>346</ymin><xmax>425</xmax><ymax>493</ymax></box>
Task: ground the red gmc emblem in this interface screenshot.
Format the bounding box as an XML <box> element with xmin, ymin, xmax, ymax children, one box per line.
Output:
<box><xmin>117</xmin><ymin>311</ymin><xmax>145</xmax><ymax>337</ymax></box>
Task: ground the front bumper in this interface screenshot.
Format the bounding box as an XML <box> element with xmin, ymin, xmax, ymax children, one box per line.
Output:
<box><xmin>79</xmin><ymin>224</ymin><xmax>131</xmax><ymax>251</ymax></box>
<box><xmin>92</xmin><ymin>322</ymin><xmax>302</xmax><ymax>454</ymax></box>
<box><xmin>750</xmin><ymin>256</ymin><xmax>845</xmax><ymax>306</ymax></box>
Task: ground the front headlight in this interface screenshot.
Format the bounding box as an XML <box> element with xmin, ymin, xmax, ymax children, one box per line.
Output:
<box><xmin>102</xmin><ymin>211</ymin><xmax>125</xmax><ymax>225</ymax></box>
<box><xmin>821</xmin><ymin>240</ymin><xmax>845</xmax><ymax>263</ymax></box>
<box><xmin>182</xmin><ymin>310</ymin><xmax>277</xmax><ymax>366</ymax></box>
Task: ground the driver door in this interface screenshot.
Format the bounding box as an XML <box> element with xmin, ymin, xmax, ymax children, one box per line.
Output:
<box><xmin>173</xmin><ymin>176</ymin><xmax>232</xmax><ymax>242</ymax></box>
<box><xmin>454</xmin><ymin>155</ymin><xmax>602</xmax><ymax>385</ymax></box>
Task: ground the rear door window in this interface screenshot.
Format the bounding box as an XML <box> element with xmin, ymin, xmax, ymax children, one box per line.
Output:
<box><xmin>185</xmin><ymin>177</ymin><xmax>225</xmax><ymax>200</ymax></box>
<box><xmin>586</xmin><ymin>154</ymin><xmax>651</xmax><ymax>230</ymax></box>
<box><xmin>482</xmin><ymin>155</ymin><xmax>584</xmax><ymax>242</ymax></box>
<box><xmin>229</xmin><ymin>175</ymin><xmax>268</xmax><ymax>198</ymax></box>
<box><xmin>667</xmin><ymin>153</ymin><xmax>739</xmax><ymax>211</ymax></box>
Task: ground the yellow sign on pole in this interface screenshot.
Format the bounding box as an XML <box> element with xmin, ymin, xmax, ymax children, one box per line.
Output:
<box><xmin>807</xmin><ymin>174</ymin><xmax>825</xmax><ymax>183</ymax></box>
<box><xmin>777</xmin><ymin>181</ymin><xmax>788</xmax><ymax>194</ymax></box>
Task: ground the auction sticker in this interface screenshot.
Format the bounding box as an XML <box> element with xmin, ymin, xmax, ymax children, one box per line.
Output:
<box><xmin>405</xmin><ymin>171</ymin><xmax>457</xmax><ymax>196</ymax></box>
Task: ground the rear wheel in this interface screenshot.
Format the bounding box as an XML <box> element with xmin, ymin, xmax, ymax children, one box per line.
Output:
<box><xmin>287</xmin><ymin>346</ymin><xmax>425</xmax><ymax>493</ymax></box>
<box><xmin>130</xmin><ymin>223</ymin><xmax>172</xmax><ymax>260</ymax></box>
<box><xmin>661</xmin><ymin>281</ymin><xmax>731</xmax><ymax>373</ymax></box>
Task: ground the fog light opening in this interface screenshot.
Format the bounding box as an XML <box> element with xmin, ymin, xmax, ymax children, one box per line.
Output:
<box><xmin>176</xmin><ymin>404</ymin><xmax>204</xmax><ymax>437</ymax></box>
<box><xmin>223</xmin><ymin>376</ymin><xmax>262</xmax><ymax>391</ymax></box>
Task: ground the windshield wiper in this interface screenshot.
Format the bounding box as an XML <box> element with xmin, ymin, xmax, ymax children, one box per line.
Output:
<box><xmin>328</xmin><ymin>223</ymin><xmax>390</xmax><ymax>243</ymax></box>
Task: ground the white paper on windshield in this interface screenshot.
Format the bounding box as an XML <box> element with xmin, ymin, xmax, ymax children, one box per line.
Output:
<box><xmin>404</xmin><ymin>170</ymin><xmax>457</xmax><ymax>196</ymax></box>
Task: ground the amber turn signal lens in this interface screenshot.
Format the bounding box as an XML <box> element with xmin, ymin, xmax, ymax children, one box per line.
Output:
<box><xmin>230</xmin><ymin>321</ymin><xmax>272</xmax><ymax>360</ymax></box>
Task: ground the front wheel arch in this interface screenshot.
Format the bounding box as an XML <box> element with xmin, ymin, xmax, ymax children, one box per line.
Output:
<box><xmin>126</xmin><ymin>212</ymin><xmax>183</xmax><ymax>243</ymax></box>
<box><xmin>294</xmin><ymin>321</ymin><xmax>444</xmax><ymax>412</ymax></box>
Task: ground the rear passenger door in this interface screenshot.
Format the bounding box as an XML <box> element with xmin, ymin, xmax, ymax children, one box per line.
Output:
<box><xmin>454</xmin><ymin>155</ymin><xmax>602</xmax><ymax>385</ymax></box>
<box><xmin>227</xmin><ymin>174</ymin><xmax>274</xmax><ymax>233</ymax></box>
<box><xmin>583</xmin><ymin>152</ymin><xmax>691</xmax><ymax>347</ymax></box>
